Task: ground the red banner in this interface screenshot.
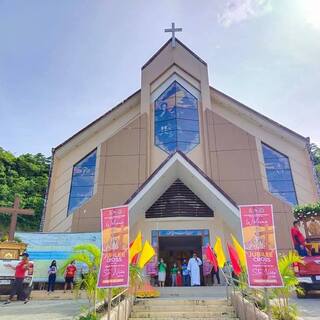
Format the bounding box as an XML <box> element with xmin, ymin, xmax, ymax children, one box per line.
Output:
<box><xmin>239</xmin><ymin>204</ymin><xmax>283</xmax><ymax>288</ymax></box>
<box><xmin>97</xmin><ymin>205</ymin><xmax>129</xmax><ymax>288</ymax></box>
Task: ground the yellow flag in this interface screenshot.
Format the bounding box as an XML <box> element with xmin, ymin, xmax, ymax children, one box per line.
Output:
<box><xmin>214</xmin><ymin>237</ymin><xmax>226</xmax><ymax>268</ymax></box>
<box><xmin>138</xmin><ymin>240</ymin><xmax>155</xmax><ymax>269</ymax></box>
<box><xmin>231</xmin><ymin>234</ymin><xmax>246</xmax><ymax>267</ymax></box>
<box><xmin>129</xmin><ymin>231</ymin><xmax>142</xmax><ymax>263</ymax></box>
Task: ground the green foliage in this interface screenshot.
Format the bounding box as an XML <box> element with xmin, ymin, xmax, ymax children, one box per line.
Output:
<box><xmin>63</xmin><ymin>243</ymin><xmax>142</xmax><ymax>318</ymax></box>
<box><xmin>271</xmin><ymin>304</ymin><xmax>298</xmax><ymax>320</ymax></box>
<box><xmin>0</xmin><ymin>147</ymin><xmax>50</xmax><ymax>232</ymax></box>
<box><xmin>271</xmin><ymin>251</ymin><xmax>303</xmax><ymax>320</ymax></box>
<box><xmin>293</xmin><ymin>201</ymin><xmax>320</xmax><ymax>219</ymax></box>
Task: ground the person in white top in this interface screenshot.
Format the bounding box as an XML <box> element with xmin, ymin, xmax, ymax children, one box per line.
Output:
<box><xmin>187</xmin><ymin>252</ymin><xmax>202</xmax><ymax>286</ymax></box>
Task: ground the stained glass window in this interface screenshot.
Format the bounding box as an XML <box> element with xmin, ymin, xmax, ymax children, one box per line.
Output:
<box><xmin>154</xmin><ymin>81</ymin><xmax>200</xmax><ymax>154</ymax></box>
<box><xmin>68</xmin><ymin>149</ymin><xmax>97</xmax><ymax>214</ymax></box>
<box><xmin>262</xmin><ymin>143</ymin><xmax>297</xmax><ymax>206</ymax></box>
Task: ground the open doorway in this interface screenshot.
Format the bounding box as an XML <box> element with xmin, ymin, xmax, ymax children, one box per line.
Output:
<box><xmin>158</xmin><ymin>235</ymin><xmax>203</xmax><ymax>286</ymax></box>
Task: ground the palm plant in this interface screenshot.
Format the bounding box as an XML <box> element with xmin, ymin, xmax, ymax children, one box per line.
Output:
<box><xmin>61</xmin><ymin>243</ymin><xmax>143</xmax><ymax>318</ymax></box>
<box><xmin>60</xmin><ymin>243</ymin><xmax>105</xmax><ymax>316</ymax></box>
<box><xmin>271</xmin><ymin>251</ymin><xmax>303</xmax><ymax>320</ymax></box>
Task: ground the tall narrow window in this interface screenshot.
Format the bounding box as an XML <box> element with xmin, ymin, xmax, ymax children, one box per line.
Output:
<box><xmin>68</xmin><ymin>149</ymin><xmax>97</xmax><ymax>214</ymax></box>
<box><xmin>154</xmin><ymin>81</ymin><xmax>200</xmax><ymax>154</ymax></box>
<box><xmin>262</xmin><ymin>143</ymin><xmax>297</xmax><ymax>205</ymax></box>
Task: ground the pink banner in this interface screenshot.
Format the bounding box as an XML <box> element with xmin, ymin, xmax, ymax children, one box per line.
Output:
<box><xmin>202</xmin><ymin>246</ymin><xmax>213</xmax><ymax>276</ymax></box>
<box><xmin>97</xmin><ymin>205</ymin><xmax>129</xmax><ymax>288</ymax></box>
<box><xmin>239</xmin><ymin>204</ymin><xmax>283</xmax><ymax>288</ymax></box>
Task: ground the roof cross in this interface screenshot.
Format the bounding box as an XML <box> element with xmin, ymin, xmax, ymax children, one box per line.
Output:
<box><xmin>164</xmin><ymin>22</ymin><xmax>182</xmax><ymax>48</ymax></box>
<box><xmin>0</xmin><ymin>196</ymin><xmax>34</xmax><ymax>240</ymax></box>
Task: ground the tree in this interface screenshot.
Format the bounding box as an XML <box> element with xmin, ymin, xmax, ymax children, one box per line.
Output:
<box><xmin>0</xmin><ymin>147</ymin><xmax>50</xmax><ymax>233</ymax></box>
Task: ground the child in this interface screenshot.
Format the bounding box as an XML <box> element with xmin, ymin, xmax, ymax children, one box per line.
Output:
<box><xmin>176</xmin><ymin>270</ymin><xmax>182</xmax><ymax>286</ymax></box>
<box><xmin>170</xmin><ymin>263</ymin><xmax>178</xmax><ymax>287</ymax></box>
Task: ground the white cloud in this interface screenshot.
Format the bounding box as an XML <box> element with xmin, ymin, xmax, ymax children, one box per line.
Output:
<box><xmin>218</xmin><ymin>0</ymin><xmax>272</xmax><ymax>27</ymax></box>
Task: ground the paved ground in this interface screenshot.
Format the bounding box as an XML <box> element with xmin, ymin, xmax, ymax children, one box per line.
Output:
<box><xmin>291</xmin><ymin>294</ymin><xmax>320</xmax><ymax>320</ymax></box>
<box><xmin>0</xmin><ymin>299</ymin><xmax>88</xmax><ymax>320</ymax></box>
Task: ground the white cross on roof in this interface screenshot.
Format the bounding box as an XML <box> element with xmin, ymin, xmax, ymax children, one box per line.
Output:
<box><xmin>164</xmin><ymin>22</ymin><xmax>182</xmax><ymax>48</ymax></box>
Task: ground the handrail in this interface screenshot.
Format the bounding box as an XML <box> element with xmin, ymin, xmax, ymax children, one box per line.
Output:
<box><xmin>106</xmin><ymin>287</ymin><xmax>135</xmax><ymax>320</ymax></box>
<box><xmin>222</xmin><ymin>267</ymin><xmax>270</xmax><ymax>320</ymax></box>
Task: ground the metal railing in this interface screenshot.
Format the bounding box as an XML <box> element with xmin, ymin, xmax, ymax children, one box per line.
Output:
<box><xmin>222</xmin><ymin>268</ymin><xmax>271</xmax><ymax>320</ymax></box>
<box><xmin>105</xmin><ymin>288</ymin><xmax>135</xmax><ymax>320</ymax></box>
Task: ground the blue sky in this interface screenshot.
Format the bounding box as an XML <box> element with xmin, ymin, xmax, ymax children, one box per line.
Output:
<box><xmin>0</xmin><ymin>0</ymin><xmax>319</xmax><ymax>156</ymax></box>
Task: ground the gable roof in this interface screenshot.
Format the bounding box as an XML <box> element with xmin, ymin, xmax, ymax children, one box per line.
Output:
<box><xmin>53</xmin><ymin>89</ymin><xmax>140</xmax><ymax>153</ymax></box>
<box><xmin>126</xmin><ymin>151</ymin><xmax>237</xmax><ymax>208</ymax></box>
<box><xmin>142</xmin><ymin>37</ymin><xmax>207</xmax><ymax>70</ymax></box>
<box><xmin>125</xmin><ymin>151</ymin><xmax>241</xmax><ymax>234</ymax></box>
<box><xmin>211</xmin><ymin>87</ymin><xmax>308</xmax><ymax>143</ymax></box>
<box><xmin>52</xmin><ymin>38</ymin><xmax>307</xmax><ymax>154</ymax></box>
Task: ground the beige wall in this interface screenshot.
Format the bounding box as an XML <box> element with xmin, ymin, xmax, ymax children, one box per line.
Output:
<box><xmin>43</xmin><ymin>39</ymin><xmax>318</xmax><ymax>253</ymax></box>
<box><xmin>205</xmin><ymin>108</ymin><xmax>318</xmax><ymax>251</ymax></box>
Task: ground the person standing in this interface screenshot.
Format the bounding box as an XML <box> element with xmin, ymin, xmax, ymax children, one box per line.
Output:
<box><xmin>4</xmin><ymin>252</ymin><xmax>30</xmax><ymax>304</ymax></box>
<box><xmin>291</xmin><ymin>220</ymin><xmax>308</xmax><ymax>256</ymax></box>
<box><xmin>64</xmin><ymin>260</ymin><xmax>77</xmax><ymax>293</ymax></box>
<box><xmin>176</xmin><ymin>270</ymin><xmax>182</xmax><ymax>286</ymax></box>
<box><xmin>212</xmin><ymin>265</ymin><xmax>220</xmax><ymax>285</ymax></box>
<box><xmin>170</xmin><ymin>263</ymin><xmax>178</xmax><ymax>287</ymax></box>
<box><xmin>157</xmin><ymin>258</ymin><xmax>167</xmax><ymax>287</ymax></box>
<box><xmin>47</xmin><ymin>260</ymin><xmax>57</xmax><ymax>293</ymax></box>
<box><xmin>187</xmin><ymin>252</ymin><xmax>202</xmax><ymax>286</ymax></box>
<box><xmin>80</xmin><ymin>262</ymin><xmax>89</xmax><ymax>289</ymax></box>
<box><xmin>181</xmin><ymin>259</ymin><xmax>190</xmax><ymax>286</ymax></box>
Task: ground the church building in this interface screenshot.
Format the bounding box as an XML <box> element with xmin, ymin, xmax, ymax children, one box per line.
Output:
<box><xmin>42</xmin><ymin>33</ymin><xmax>319</xmax><ymax>258</ymax></box>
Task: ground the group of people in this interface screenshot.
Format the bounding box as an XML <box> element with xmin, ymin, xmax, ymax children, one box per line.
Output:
<box><xmin>47</xmin><ymin>260</ymin><xmax>89</xmax><ymax>293</ymax></box>
<box><xmin>3</xmin><ymin>256</ymin><xmax>88</xmax><ymax>304</ymax></box>
<box><xmin>157</xmin><ymin>252</ymin><xmax>204</xmax><ymax>287</ymax></box>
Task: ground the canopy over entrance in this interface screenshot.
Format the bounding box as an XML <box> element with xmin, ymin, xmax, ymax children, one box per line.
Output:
<box><xmin>126</xmin><ymin>152</ymin><xmax>240</xmax><ymax>236</ymax></box>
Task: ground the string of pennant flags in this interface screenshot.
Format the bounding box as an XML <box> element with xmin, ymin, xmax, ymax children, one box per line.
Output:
<box><xmin>128</xmin><ymin>230</ymin><xmax>246</xmax><ymax>275</ymax></box>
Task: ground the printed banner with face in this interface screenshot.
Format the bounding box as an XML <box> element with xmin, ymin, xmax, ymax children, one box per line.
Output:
<box><xmin>239</xmin><ymin>204</ymin><xmax>283</xmax><ymax>288</ymax></box>
<box><xmin>202</xmin><ymin>246</ymin><xmax>213</xmax><ymax>276</ymax></box>
<box><xmin>97</xmin><ymin>205</ymin><xmax>129</xmax><ymax>288</ymax></box>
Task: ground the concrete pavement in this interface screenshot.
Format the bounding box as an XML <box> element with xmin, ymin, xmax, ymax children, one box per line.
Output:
<box><xmin>0</xmin><ymin>299</ymin><xmax>88</xmax><ymax>320</ymax></box>
<box><xmin>291</xmin><ymin>295</ymin><xmax>320</xmax><ymax>320</ymax></box>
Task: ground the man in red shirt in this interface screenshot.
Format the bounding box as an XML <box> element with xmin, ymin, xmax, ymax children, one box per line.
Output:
<box><xmin>4</xmin><ymin>252</ymin><xmax>30</xmax><ymax>304</ymax></box>
<box><xmin>291</xmin><ymin>220</ymin><xmax>308</xmax><ymax>256</ymax></box>
<box><xmin>64</xmin><ymin>260</ymin><xmax>77</xmax><ymax>293</ymax></box>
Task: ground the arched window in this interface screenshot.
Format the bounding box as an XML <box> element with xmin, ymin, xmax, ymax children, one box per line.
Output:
<box><xmin>154</xmin><ymin>81</ymin><xmax>200</xmax><ymax>154</ymax></box>
<box><xmin>262</xmin><ymin>143</ymin><xmax>298</xmax><ymax>205</ymax></box>
<box><xmin>68</xmin><ymin>149</ymin><xmax>97</xmax><ymax>214</ymax></box>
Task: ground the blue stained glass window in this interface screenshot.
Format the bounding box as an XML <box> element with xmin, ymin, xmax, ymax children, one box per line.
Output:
<box><xmin>154</xmin><ymin>81</ymin><xmax>200</xmax><ymax>154</ymax></box>
<box><xmin>262</xmin><ymin>143</ymin><xmax>297</xmax><ymax>205</ymax></box>
<box><xmin>68</xmin><ymin>149</ymin><xmax>97</xmax><ymax>214</ymax></box>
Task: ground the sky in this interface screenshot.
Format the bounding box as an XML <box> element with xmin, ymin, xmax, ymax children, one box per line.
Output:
<box><xmin>0</xmin><ymin>0</ymin><xmax>319</xmax><ymax>156</ymax></box>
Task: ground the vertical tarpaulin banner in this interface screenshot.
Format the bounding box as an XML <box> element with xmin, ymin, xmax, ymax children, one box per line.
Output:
<box><xmin>239</xmin><ymin>204</ymin><xmax>283</xmax><ymax>288</ymax></box>
<box><xmin>202</xmin><ymin>246</ymin><xmax>213</xmax><ymax>276</ymax></box>
<box><xmin>97</xmin><ymin>205</ymin><xmax>129</xmax><ymax>288</ymax></box>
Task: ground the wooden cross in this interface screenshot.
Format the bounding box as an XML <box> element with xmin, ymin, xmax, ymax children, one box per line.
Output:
<box><xmin>0</xmin><ymin>196</ymin><xmax>34</xmax><ymax>241</ymax></box>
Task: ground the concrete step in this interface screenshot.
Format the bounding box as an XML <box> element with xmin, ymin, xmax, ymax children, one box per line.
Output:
<box><xmin>130</xmin><ymin>311</ymin><xmax>236</xmax><ymax>318</ymax></box>
<box><xmin>129</xmin><ymin>318</ymin><xmax>238</xmax><ymax>320</ymax></box>
<box><xmin>135</xmin><ymin>298</ymin><xmax>227</xmax><ymax>306</ymax></box>
<box><xmin>157</xmin><ymin>286</ymin><xmax>227</xmax><ymax>298</ymax></box>
<box><xmin>132</xmin><ymin>304</ymin><xmax>234</xmax><ymax>312</ymax></box>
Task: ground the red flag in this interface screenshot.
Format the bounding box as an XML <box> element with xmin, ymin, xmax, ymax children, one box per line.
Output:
<box><xmin>205</xmin><ymin>244</ymin><xmax>218</xmax><ymax>273</ymax></box>
<box><xmin>227</xmin><ymin>243</ymin><xmax>241</xmax><ymax>276</ymax></box>
<box><xmin>129</xmin><ymin>241</ymin><xmax>139</xmax><ymax>265</ymax></box>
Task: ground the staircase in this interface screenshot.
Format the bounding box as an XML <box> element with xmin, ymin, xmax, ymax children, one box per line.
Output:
<box><xmin>129</xmin><ymin>286</ymin><xmax>238</xmax><ymax>320</ymax></box>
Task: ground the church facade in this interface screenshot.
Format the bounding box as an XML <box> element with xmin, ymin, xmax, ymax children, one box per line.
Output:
<box><xmin>42</xmin><ymin>38</ymin><xmax>319</xmax><ymax>256</ymax></box>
